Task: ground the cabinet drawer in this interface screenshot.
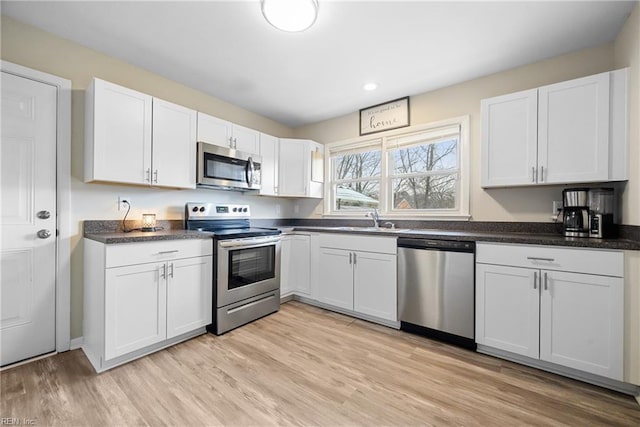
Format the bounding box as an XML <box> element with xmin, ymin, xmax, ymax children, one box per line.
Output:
<box><xmin>476</xmin><ymin>242</ymin><xmax>623</xmax><ymax>277</ymax></box>
<box><xmin>319</xmin><ymin>233</ymin><xmax>396</xmax><ymax>254</ymax></box>
<box><xmin>106</xmin><ymin>239</ymin><xmax>213</xmax><ymax>268</ymax></box>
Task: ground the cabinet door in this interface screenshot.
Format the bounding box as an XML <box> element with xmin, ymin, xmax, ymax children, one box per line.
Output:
<box><xmin>538</xmin><ymin>72</ymin><xmax>610</xmax><ymax>184</ymax></box>
<box><xmin>308</xmin><ymin>141</ymin><xmax>324</xmax><ymax>198</ymax></box>
<box><xmin>105</xmin><ymin>263</ymin><xmax>167</xmax><ymax>360</ymax></box>
<box><xmin>539</xmin><ymin>270</ymin><xmax>623</xmax><ymax>380</ymax></box>
<box><xmin>353</xmin><ymin>251</ymin><xmax>396</xmax><ymax>321</ymax></box>
<box><xmin>278</xmin><ymin>139</ymin><xmax>308</xmax><ymax>196</ymax></box>
<box><xmin>232</xmin><ymin>124</ymin><xmax>260</xmax><ymax>155</ymax></box>
<box><xmin>91</xmin><ymin>79</ymin><xmax>152</xmax><ymax>185</ymax></box>
<box><xmin>259</xmin><ymin>133</ymin><xmax>279</xmax><ymax>196</ymax></box>
<box><xmin>152</xmin><ymin>99</ymin><xmax>196</xmax><ymax>189</ymax></box>
<box><xmin>480</xmin><ymin>89</ymin><xmax>538</xmax><ymax>187</ymax></box>
<box><xmin>197</xmin><ymin>112</ymin><xmax>232</xmax><ymax>148</ymax></box>
<box><xmin>317</xmin><ymin>247</ymin><xmax>353</xmax><ymax>310</ymax></box>
<box><xmin>166</xmin><ymin>256</ymin><xmax>213</xmax><ymax>339</ymax></box>
<box><xmin>279</xmin><ymin>236</ymin><xmax>294</xmax><ymax>296</ymax></box>
<box><xmin>475</xmin><ymin>264</ymin><xmax>539</xmax><ymax>358</ymax></box>
<box><xmin>290</xmin><ymin>235</ymin><xmax>311</xmax><ymax>295</ymax></box>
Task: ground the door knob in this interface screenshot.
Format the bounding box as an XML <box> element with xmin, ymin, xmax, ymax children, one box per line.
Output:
<box><xmin>37</xmin><ymin>229</ymin><xmax>52</xmax><ymax>239</ymax></box>
<box><xmin>37</xmin><ymin>210</ymin><xmax>51</xmax><ymax>219</ymax></box>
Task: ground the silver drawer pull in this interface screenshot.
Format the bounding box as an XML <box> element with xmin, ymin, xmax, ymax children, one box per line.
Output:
<box><xmin>527</xmin><ymin>257</ymin><xmax>555</xmax><ymax>262</ymax></box>
<box><xmin>157</xmin><ymin>250</ymin><xmax>179</xmax><ymax>255</ymax></box>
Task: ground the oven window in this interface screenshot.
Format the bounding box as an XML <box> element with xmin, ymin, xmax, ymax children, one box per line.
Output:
<box><xmin>204</xmin><ymin>153</ymin><xmax>247</xmax><ymax>183</ymax></box>
<box><xmin>228</xmin><ymin>245</ymin><xmax>275</xmax><ymax>289</ymax></box>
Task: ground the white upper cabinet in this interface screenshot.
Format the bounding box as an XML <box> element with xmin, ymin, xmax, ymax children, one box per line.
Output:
<box><xmin>278</xmin><ymin>138</ymin><xmax>324</xmax><ymax>198</ymax></box>
<box><xmin>152</xmin><ymin>98</ymin><xmax>197</xmax><ymax>189</ymax></box>
<box><xmin>85</xmin><ymin>78</ymin><xmax>152</xmax><ymax>185</ymax></box>
<box><xmin>481</xmin><ymin>89</ymin><xmax>538</xmax><ymax>186</ymax></box>
<box><xmin>481</xmin><ymin>69</ymin><xmax>628</xmax><ymax>188</ymax></box>
<box><xmin>260</xmin><ymin>133</ymin><xmax>279</xmax><ymax>196</ymax></box>
<box><xmin>85</xmin><ymin>78</ymin><xmax>196</xmax><ymax>189</ymax></box>
<box><xmin>196</xmin><ymin>112</ymin><xmax>260</xmax><ymax>155</ymax></box>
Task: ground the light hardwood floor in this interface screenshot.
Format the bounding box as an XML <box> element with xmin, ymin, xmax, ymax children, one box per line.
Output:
<box><xmin>2</xmin><ymin>301</ymin><xmax>639</xmax><ymax>426</ymax></box>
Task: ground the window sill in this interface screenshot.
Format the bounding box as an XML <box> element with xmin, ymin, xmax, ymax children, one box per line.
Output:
<box><xmin>322</xmin><ymin>212</ymin><xmax>471</xmax><ymax>221</ymax></box>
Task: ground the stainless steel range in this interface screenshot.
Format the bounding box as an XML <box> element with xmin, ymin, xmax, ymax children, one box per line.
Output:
<box><xmin>185</xmin><ymin>203</ymin><xmax>281</xmax><ymax>335</ymax></box>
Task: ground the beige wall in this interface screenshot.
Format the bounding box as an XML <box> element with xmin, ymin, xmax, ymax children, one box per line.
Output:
<box><xmin>295</xmin><ymin>44</ymin><xmax>634</xmax><ymax>224</ymax></box>
<box><xmin>1</xmin><ymin>16</ymin><xmax>298</xmax><ymax>338</ymax></box>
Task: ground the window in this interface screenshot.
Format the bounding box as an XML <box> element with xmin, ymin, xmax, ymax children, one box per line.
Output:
<box><xmin>325</xmin><ymin>117</ymin><xmax>469</xmax><ymax>218</ymax></box>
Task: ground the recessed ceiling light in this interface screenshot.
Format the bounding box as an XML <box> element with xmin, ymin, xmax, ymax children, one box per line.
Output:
<box><xmin>261</xmin><ymin>0</ymin><xmax>319</xmax><ymax>33</ymax></box>
<box><xmin>363</xmin><ymin>83</ymin><xmax>378</xmax><ymax>91</ymax></box>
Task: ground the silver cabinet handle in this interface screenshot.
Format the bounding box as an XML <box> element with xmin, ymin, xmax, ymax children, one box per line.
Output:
<box><xmin>169</xmin><ymin>263</ymin><xmax>174</xmax><ymax>278</ymax></box>
<box><xmin>233</xmin><ymin>137</ymin><xmax>238</xmax><ymax>149</ymax></box>
<box><xmin>533</xmin><ymin>271</ymin><xmax>538</xmax><ymax>289</ymax></box>
<box><xmin>146</xmin><ymin>168</ymin><xmax>151</xmax><ymax>183</ymax></box>
<box><xmin>157</xmin><ymin>250</ymin><xmax>179</xmax><ymax>255</ymax></box>
<box><xmin>544</xmin><ymin>272</ymin><xmax>548</xmax><ymax>291</ymax></box>
<box><xmin>37</xmin><ymin>229</ymin><xmax>51</xmax><ymax>239</ymax></box>
<box><xmin>153</xmin><ymin>170</ymin><xmax>158</xmax><ymax>183</ymax></box>
<box><xmin>349</xmin><ymin>252</ymin><xmax>352</xmax><ymax>264</ymax></box>
<box><xmin>527</xmin><ymin>257</ymin><xmax>555</xmax><ymax>262</ymax></box>
<box><xmin>353</xmin><ymin>252</ymin><xmax>357</xmax><ymax>265</ymax></box>
<box><xmin>37</xmin><ymin>210</ymin><xmax>51</xmax><ymax>219</ymax></box>
<box><xmin>540</xmin><ymin>166</ymin><xmax>545</xmax><ymax>182</ymax></box>
<box><xmin>160</xmin><ymin>264</ymin><xmax>166</xmax><ymax>279</ymax></box>
<box><xmin>532</xmin><ymin>166</ymin><xmax>536</xmax><ymax>183</ymax></box>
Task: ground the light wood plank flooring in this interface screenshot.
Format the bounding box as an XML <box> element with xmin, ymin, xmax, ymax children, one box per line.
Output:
<box><xmin>2</xmin><ymin>301</ymin><xmax>639</xmax><ymax>426</ymax></box>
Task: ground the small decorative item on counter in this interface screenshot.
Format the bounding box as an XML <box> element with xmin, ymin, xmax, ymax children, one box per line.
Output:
<box><xmin>141</xmin><ymin>213</ymin><xmax>157</xmax><ymax>232</ymax></box>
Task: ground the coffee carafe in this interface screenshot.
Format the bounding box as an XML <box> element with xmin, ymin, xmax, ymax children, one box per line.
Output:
<box><xmin>562</xmin><ymin>189</ymin><xmax>589</xmax><ymax>237</ymax></box>
<box><xmin>589</xmin><ymin>188</ymin><xmax>615</xmax><ymax>238</ymax></box>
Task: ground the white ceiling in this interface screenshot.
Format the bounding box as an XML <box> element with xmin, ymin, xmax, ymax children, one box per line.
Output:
<box><xmin>2</xmin><ymin>1</ymin><xmax>636</xmax><ymax>128</ymax></box>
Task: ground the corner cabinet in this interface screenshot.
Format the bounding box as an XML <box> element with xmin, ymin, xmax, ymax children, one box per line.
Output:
<box><xmin>278</xmin><ymin>139</ymin><xmax>324</xmax><ymax>198</ymax></box>
<box><xmin>83</xmin><ymin>238</ymin><xmax>212</xmax><ymax>372</ymax></box>
<box><xmin>317</xmin><ymin>234</ymin><xmax>397</xmax><ymax>323</ymax></box>
<box><xmin>475</xmin><ymin>242</ymin><xmax>623</xmax><ymax>381</ymax></box>
<box><xmin>280</xmin><ymin>233</ymin><xmax>311</xmax><ymax>297</ymax></box>
<box><xmin>85</xmin><ymin>78</ymin><xmax>196</xmax><ymax>189</ymax></box>
<box><xmin>481</xmin><ymin>69</ymin><xmax>628</xmax><ymax>187</ymax></box>
<box><xmin>196</xmin><ymin>112</ymin><xmax>260</xmax><ymax>155</ymax></box>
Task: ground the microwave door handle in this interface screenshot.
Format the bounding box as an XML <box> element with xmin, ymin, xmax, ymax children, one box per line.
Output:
<box><xmin>246</xmin><ymin>157</ymin><xmax>255</xmax><ymax>187</ymax></box>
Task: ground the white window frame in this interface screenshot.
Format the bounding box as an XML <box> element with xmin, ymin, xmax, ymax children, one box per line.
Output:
<box><xmin>324</xmin><ymin>116</ymin><xmax>470</xmax><ymax>219</ymax></box>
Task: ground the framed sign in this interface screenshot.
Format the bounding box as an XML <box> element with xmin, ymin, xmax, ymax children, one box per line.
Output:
<box><xmin>359</xmin><ymin>96</ymin><xmax>410</xmax><ymax>136</ymax></box>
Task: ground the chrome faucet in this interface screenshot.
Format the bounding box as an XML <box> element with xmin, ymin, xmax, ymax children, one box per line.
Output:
<box><xmin>366</xmin><ymin>208</ymin><xmax>380</xmax><ymax>228</ymax></box>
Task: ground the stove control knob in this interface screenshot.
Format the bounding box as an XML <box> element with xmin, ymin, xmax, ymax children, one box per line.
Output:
<box><xmin>192</xmin><ymin>207</ymin><xmax>198</xmax><ymax>212</ymax></box>
<box><xmin>199</xmin><ymin>207</ymin><xmax>205</xmax><ymax>212</ymax></box>
<box><xmin>232</xmin><ymin>207</ymin><xmax>238</xmax><ymax>212</ymax></box>
<box><xmin>243</xmin><ymin>207</ymin><xmax>248</xmax><ymax>212</ymax></box>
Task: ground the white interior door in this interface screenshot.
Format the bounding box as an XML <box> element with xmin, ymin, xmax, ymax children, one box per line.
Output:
<box><xmin>1</xmin><ymin>72</ymin><xmax>57</xmax><ymax>366</ymax></box>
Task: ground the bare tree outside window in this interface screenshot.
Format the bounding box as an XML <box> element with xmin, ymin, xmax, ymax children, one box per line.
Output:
<box><xmin>390</xmin><ymin>138</ymin><xmax>458</xmax><ymax>210</ymax></box>
<box><xmin>333</xmin><ymin>150</ymin><xmax>381</xmax><ymax>210</ymax></box>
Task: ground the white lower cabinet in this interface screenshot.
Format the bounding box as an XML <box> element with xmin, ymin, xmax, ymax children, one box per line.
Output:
<box><xmin>280</xmin><ymin>234</ymin><xmax>311</xmax><ymax>297</ymax></box>
<box><xmin>83</xmin><ymin>238</ymin><xmax>212</xmax><ymax>372</ymax></box>
<box><xmin>476</xmin><ymin>242</ymin><xmax>623</xmax><ymax>381</ymax></box>
<box><xmin>317</xmin><ymin>234</ymin><xmax>397</xmax><ymax>323</ymax></box>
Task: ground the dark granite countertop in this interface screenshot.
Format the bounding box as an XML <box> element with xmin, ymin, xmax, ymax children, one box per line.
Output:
<box><xmin>291</xmin><ymin>226</ymin><xmax>640</xmax><ymax>250</ymax></box>
<box><xmin>84</xmin><ymin>229</ymin><xmax>214</xmax><ymax>244</ymax></box>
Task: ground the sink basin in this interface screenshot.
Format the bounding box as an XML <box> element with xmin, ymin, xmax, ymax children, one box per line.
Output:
<box><xmin>329</xmin><ymin>226</ymin><xmax>411</xmax><ymax>233</ymax></box>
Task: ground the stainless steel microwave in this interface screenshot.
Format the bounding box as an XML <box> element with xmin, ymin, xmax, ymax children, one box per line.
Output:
<box><xmin>197</xmin><ymin>142</ymin><xmax>261</xmax><ymax>191</ymax></box>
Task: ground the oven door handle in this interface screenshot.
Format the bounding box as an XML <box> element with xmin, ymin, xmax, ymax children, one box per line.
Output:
<box><xmin>218</xmin><ymin>235</ymin><xmax>281</xmax><ymax>249</ymax></box>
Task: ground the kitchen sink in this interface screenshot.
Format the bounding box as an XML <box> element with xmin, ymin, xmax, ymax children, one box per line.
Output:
<box><xmin>327</xmin><ymin>226</ymin><xmax>412</xmax><ymax>233</ymax></box>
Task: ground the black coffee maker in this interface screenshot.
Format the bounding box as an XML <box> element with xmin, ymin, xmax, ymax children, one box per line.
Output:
<box><xmin>562</xmin><ymin>188</ymin><xmax>589</xmax><ymax>237</ymax></box>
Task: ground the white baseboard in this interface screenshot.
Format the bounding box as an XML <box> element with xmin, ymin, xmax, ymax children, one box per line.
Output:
<box><xmin>69</xmin><ymin>337</ymin><xmax>84</xmax><ymax>350</ymax></box>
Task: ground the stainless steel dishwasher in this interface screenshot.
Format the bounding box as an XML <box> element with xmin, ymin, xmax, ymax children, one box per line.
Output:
<box><xmin>397</xmin><ymin>238</ymin><xmax>476</xmax><ymax>349</ymax></box>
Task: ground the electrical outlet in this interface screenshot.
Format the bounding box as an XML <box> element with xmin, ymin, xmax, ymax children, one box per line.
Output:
<box><xmin>118</xmin><ymin>196</ymin><xmax>131</xmax><ymax>211</ymax></box>
<box><xmin>552</xmin><ymin>200</ymin><xmax>563</xmax><ymax>215</ymax></box>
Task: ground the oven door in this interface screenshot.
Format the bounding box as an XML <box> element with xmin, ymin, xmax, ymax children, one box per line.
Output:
<box><xmin>197</xmin><ymin>142</ymin><xmax>261</xmax><ymax>191</ymax></box>
<box><xmin>216</xmin><ymin>236</ymin><xmax>280</xmax><ymax>307</ymax></box>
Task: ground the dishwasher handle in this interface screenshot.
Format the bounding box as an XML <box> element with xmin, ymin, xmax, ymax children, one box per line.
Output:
<box><xmin>397</xmin><ymin>238</ymin><xmax>475</xmax><ymax>253</ymax></box>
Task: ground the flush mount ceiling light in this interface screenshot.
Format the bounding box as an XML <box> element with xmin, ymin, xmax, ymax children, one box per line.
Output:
<box><xmin>261</xmin><ymin>0</ymin><xmax>319</xmax><ymax>32</ymax></box>
<box><xmin>363</xmin><ymin>82</ymin><xmax>378</xmax><ymax>91</ymax></box>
